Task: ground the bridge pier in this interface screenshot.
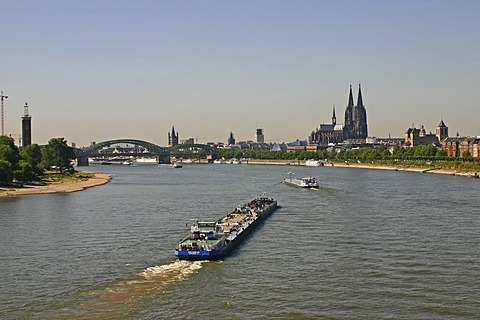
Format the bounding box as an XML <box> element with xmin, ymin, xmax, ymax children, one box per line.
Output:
<box><xmin>158</xmin><ymin>154</ymin><xmax>171</xmax><ymax>164</ymax></box>
<box><xmin>77</xmin><ymin>156</ymin><xmax>89</xmax><ymax>166</ymax></box>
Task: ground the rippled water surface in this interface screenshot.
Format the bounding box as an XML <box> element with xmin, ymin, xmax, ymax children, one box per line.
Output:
<box><xmin>1</xmin><ymin>164</ymin><xmax>479</xmax><ymax>319</ymax></box>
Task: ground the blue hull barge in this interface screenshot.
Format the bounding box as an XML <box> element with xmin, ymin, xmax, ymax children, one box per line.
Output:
<box><xmin>174</xmin><ymin>197</ymin><xmax>278</xmax><ymax>260</ymax></box>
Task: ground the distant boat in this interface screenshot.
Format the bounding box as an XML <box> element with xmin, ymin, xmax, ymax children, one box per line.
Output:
<box><xmin>170</xmin><ymin>162</ymin><xmax>183</xmax><ymax>168</ymax></box>
<box><xmin>283</xmin><ymin>172</ymin><xmax>319</xmax><ymax>188</ymax></box>
<box><xmin>134</xmin><ymin>158</ymin><xmax>158</xmax><ymax>165</ymax></box>
<box><xmin>472</xmin><ymin>172</ymin><xmax>479</xmax><ymax>179</ymax></box>
<box><xmin>305</xmin><ymin>159</ymin><xmax>323</xmax><ymax>167</ymax></box>
<box><xmin>213</xmin><ymin>159</ymin><xmax>222</xmax><ymax>164</ymax></box>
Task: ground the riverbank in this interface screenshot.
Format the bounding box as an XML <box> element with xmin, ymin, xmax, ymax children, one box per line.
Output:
<box><xmin>238</xmin><ymin>158</ymin><xmax>478</xmax><ymax>178</ymax></box>
<box><xmin>327</xmin><ymin>162</ymin><xmax>478</xmax><ymax>178</ymax></box>
<box><xmin>0</xmin><ymin>173</ymin><xmax>112</xmax><ymax>198</ymax></box>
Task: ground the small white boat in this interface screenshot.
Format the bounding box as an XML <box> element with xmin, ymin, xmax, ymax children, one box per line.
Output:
<box><xmin>305</xmin><ymin>159</ymin><xmax>323</xmax><ymax>167</ymax></box>
<box><xmin>171</xmin><ymin>162</ymin><xmax>183</xmax><ymax>168</ymax></box>
<box><xmin>213</xmin><ymin>159</ymin><xmax>222</xmax><ymax>164</ymax></box>
<box><xmin>283</xmin><ymin>172</ymin><xmax>319</xmax><ymax>188</ymax></box>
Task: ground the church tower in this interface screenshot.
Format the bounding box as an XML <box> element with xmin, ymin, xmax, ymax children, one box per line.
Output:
<box><xmin>228</xmin><ymin>131</ymin><xmax>235</xmax><ymax>145</ymax></box>
<box><xmin>332</xmin><ymin>106</ymin><xmax>337</xmax><ymax>127</ymax></box>
<box><xmin>168</xmin><ymin>126</ymin><xmax>179</xmax><ymax>146</ymax></box>
<box><xmin>354</xmin><ymin>84</ymin><xmax>368</xmax><ymax>139</ymax></box>
<box><xmin>344</xmin><ymin>85</ymin><xmax>354</xmax><ymax>128</ymax></box>
<box><xmin>436</xmin><ymin>119</ymin><xmax>448</xmax><ymax>142</ymax></box>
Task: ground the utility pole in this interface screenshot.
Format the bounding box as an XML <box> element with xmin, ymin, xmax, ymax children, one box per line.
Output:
<box><xmin>1</xmin><ymin>91</ymin><xmax>8</xmax><ymax>136</ymax></box>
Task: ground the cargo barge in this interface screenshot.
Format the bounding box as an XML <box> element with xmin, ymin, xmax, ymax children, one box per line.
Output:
<box><xmin>283</xmin><ymin>172</ymin><xmax>319</xmax><ymax>188</ymax></box>
<box><xmin>174</xmin><ymin>197</ymin><xmax>278</xmax><ymax>260</ymax></box>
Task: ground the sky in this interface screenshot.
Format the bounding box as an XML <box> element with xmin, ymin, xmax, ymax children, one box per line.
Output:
<box><xmin>1</xmin><ymin>0</ymin><xmax>479</xmax><ymax>147</ymax></box>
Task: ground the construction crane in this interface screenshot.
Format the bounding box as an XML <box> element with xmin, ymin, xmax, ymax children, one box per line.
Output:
<box><xmin>1</xmin><ymin>91</ymin><xmax>8</xmax><ymax>136</ymax></box>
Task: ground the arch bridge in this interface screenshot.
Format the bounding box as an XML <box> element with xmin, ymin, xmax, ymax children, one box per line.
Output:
<box><xmin>74</xmin><ymin>139</ymin><xmax>217</xmax><ymax>166</ymax></box>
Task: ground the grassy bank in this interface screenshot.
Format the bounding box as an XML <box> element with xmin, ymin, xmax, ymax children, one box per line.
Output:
<box><xmin>0</xmin><ymin>171</ymin><xmax>96</xmax><ymax>193</ymax></box>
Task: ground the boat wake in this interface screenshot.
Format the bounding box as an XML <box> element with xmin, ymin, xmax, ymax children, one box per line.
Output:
<box><xmin>140</xmin><ymin>260</ymin><xmax>204</xmax><ymax>281</ymax></box>
<box><xmin>45</xmin><ymin>260</ymin><xmax>205</xmax><ymax>319</ymax></box>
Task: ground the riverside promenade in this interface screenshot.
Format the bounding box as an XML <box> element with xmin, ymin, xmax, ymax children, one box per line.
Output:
<box><xmin>239</xmin><ymin>159</ymin><xmax>478</xmax><ymax>178</ymax></box>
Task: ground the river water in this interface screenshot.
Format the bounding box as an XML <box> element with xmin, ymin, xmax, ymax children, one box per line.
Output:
<box><xmin>0</xmin><ymin>164</ymin><xmax>479</xmax><ymax>319</ymax></box>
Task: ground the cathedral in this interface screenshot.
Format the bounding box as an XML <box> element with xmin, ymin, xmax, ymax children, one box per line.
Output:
<box><xmin>309</xmin><ymin>84</ymin><xmax>368</xmax><ymax>145</ymax></box>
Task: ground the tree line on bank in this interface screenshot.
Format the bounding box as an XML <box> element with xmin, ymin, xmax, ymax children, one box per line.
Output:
<box><xmin>0</xmin><ymin>136</ymin><xmax>76</xmax><ymax>184</ymax></box>
<box><xmin>219</xmin><ymin>145</ymin><xmax>479</xmax><ymax>168</ymax></box>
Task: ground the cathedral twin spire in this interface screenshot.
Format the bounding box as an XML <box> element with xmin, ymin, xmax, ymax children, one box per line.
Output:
<box><xmin>357</xmin><ymin>84</ymin><xmax>364</xmax><ymax>108</ymax></box>
<box><xmin>309</xmin><ymin>84</ymin><xmax>368</xmax><ymax>145</ymax></box>
<box><xmin>345</xmin><ymin>84</ymin><xmax>367</xmax><ymax>139</ymax></box>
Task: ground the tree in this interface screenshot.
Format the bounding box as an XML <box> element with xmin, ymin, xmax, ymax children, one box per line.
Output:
<box><xmin>14</xmin><ymin>160</ymin><xmax>36</xmax><ymax>182</ymax></box>
<box><xmin>435</xmin><ymin>148</ymin><xmax>447</xmax><ymax>159</ymax></box>
<box><xmin>0</xmin><ymin>159</ymin><xmax>13</xmax><ymax>184</ymax></box>
<box><xmin>20</xmin><ymin>144</ymin><xmax>43</xmax><ymax>176</ymax></box>
<box><xmin>41</xmin><ymin>138</ymin><xmax>76</xmax><ymax>173</ymax></box>
<box><xmin>0</xmin><ymin>136</ymin><xmax>20</xmax><ymax>168</ymax></box>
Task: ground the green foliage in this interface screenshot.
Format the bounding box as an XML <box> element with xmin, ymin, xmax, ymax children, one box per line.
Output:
<box><xmin>0</xmin><ymin>136</ymin><xmax>80</xmax><ymax>184</ymax></box>
<box><xmin>435</xmin><ymin>148</ymin><xmax>447</xmax><ymax>158</ymax></box>
<box><xmin>14</xmin><ymin>160</ymin><xmax>37</xmax><ymax>182</ymax></box>
<box><xmin>0</xmin><ymin>159</ymin><xmax>13</xmax><ymax>184</ymax></box>
<box><xmin>0</xmin><ymin>137</ymin><xmax>20</xmax><ymax>168</ymax></box>
<box><xmin>414</xmin><ymin>145</ymin><xmax>437</xmax><ymax>158</ymax></box>
<box><xmin>0</xmin><ymin>136</ymin><xmax>20</xmax><ymax>183</ymax></box>
<box><xmin>41</xmin><ymin>138</ymin><xmax>76</xmax><ymax>173</ymax></box>
<box><xmin>0</xmin><ymin>136</ymin><xmax>18</xmax><ymax>149</ymax></box>
<box><xmin>20</xmin><ymin>144</ymin><xmax>43</xmax><ymax>176</ymax></box>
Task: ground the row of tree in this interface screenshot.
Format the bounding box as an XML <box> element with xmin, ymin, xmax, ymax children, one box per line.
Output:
<box><xmin>218</xmin><ymin>145</ymin><xmax>477</xmax><ymax>163</ymax></box>
<box><xmin>0</xmin><ymin>136</ymin><xmax>76</xmax><ymax>184</ymax></box>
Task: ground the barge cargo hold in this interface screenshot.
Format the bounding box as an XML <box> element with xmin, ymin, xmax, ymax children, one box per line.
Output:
<box><xmin>174</xmin><ymin>197</ymin><xmax>278</xmax><ymax>260</ymax></box>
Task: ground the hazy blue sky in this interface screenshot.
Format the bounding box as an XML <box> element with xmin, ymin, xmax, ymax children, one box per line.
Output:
<box><xmin>1</xmin><ymin>0</ymin><xmax>479</xmax><ymax>146</ymax></box>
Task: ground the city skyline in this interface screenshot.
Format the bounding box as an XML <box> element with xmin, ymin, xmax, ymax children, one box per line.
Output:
<box><xmin>1</xmin><ymin>1</ymin><xmax>479</xmax><ymax>147</ymax></box>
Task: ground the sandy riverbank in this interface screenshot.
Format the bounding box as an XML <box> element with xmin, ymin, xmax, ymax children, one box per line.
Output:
<box><xmin>0</xmin><ymin>173</ymin><xmax>112</xmax><ymax>198</ymax></box>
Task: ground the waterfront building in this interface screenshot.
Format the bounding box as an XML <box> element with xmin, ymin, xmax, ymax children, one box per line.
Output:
<box><xmin>286</xmin><ymin>139</ymin><xmax>309</xmax><ymax>152</ymax></box>
<box><xmin>309</xmin><ymin>84</ymin><xmax>368</xmax><ymax>146</ymax></box>
<box><xmin>168</xmin><ymin>126</ymin><xmax>179</xmax><ymax>147</ymax></box>
<box><xmin>459</xmin><ymin>137</ymin><xmax>480</xmax><ymax>158</ymax></box>
<box><xmin>442</xmin><ymin>137</ymin><xmax>462</xmax><ymax>157</ymax></box>
<box><xmin>21</xmin><ymin>102</ymin><xmax>32</xmax><ymax>147</ymax></box>
<box><xmin>404</xmin><ymin>120</ymin><xmax>448</xmax><ymax>148</ymax></box>
<box><xmin>442</xmin><ymin>136</ymin><xmax>480</xmax><ymax>158</ymax></box>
